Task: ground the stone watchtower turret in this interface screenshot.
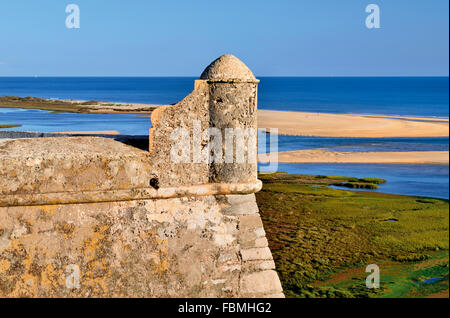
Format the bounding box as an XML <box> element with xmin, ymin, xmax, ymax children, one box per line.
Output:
<box><xmin>199</xmin><ymin>54</ymin><xmax>259</xmax><ymax>184</ymax></box>
<box><xmin>149</xmin><ymin>54</ymin><xmax>260</xmax><ymax>188</ymax></box>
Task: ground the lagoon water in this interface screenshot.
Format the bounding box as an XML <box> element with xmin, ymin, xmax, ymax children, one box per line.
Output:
<box><xmin>1</xmin><ymin>77</ymin><xmax>449</xmax><ymax>198</ymax></box>
<box><xmin>262</xmin><ymin>163</ymin><xmax>449</xmax><ymax>199</ymax></box>
<box><xmin>0</xmin><ymin>107</ymin><xmax>151</xmax><ymax>135</ymax></box>
<box><xmin>266</xmin><ymin>135</ymin><xmax>449</xmax><ymax>153</ymax></box>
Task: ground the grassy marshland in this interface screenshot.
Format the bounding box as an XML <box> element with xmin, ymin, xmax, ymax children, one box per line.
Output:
<box><xmin>337</xmin><ymin>182</ymin><xmax>380</xmax><ymax>189</ymax></box>
<box><xmin>316</xmin><ymin>175</ymin><xmax>386</xmax><ymax>189</ymax></box>
<box><xmin>256</xmin><ymin>172</ymin><xmax>449</xmax><ymax>298</ymax></box>
<box><xmin>359</xmin><ymin>178</ymin><xmax>387</xmax><ymax>184</ymax></box>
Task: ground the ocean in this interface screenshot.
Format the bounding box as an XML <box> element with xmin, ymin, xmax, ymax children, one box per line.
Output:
<box><xmin>0</xmin><ymin>77</ymin><xmax>449</xmax><ymax>198</ymax></box>
<box><xmin>0</xmin><ymin>77</ymin><xmax>448</xmax><ymax>117</ymax></box>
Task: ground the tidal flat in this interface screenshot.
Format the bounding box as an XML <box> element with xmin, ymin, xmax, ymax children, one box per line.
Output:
<box><xmin>0</xmin><ymin>96</ymin><xmax>158</xmax><ymax>113</ymax></box>
<box><xmin>0</xmin><ymin>124</ymin><xmax>21</xmax><ymax>129</ymax></box>
<box><xmin>256</xmin><ymin>172</ymin><xmax>449</xmax><ymax>298</ymax></box>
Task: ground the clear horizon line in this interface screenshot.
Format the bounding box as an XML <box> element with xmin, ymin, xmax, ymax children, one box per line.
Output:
<box><xmin>0</xmin><ymin>75</ymin><xmax>449</xmax><ymax>78</ymax></box>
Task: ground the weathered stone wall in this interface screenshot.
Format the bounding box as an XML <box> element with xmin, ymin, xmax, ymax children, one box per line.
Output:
<box><xmin>0</xmin><ymin>194</ymin><xmax>282</xmax><ymax>297</ymax></box>
<box><xmin>0</xmin><ymin>55</ymin><xmax>283</xmax><ymax>298</ymax></box>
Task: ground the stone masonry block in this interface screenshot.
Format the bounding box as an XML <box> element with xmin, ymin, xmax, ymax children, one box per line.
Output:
<box><xmin>220</xmin><ymin>194</ymin><xmax>259</xmax><ymax>215</ymax></box>
<box><xmin>239</xmin><ymin>235</ymin><xmax>269</xmax><ymax>249</ymax></box>
<box><xmin>240</xmin><ymin>247</ymin><xmax>273</xmax><ymax>261</ymax></box>
<box><xmin>240</xmin><ymin>270</ymin><xmax>283</xmax><ymax>296</ymax></box>
<box><xmin>242</xmin><ymin>260</ymin><xmax>276</xmax><ymax>272</ymax></box>
<box><xmin>239</xmin><ymin>214</ymin><xmax>263</xmax><ymax>230</ymax></box>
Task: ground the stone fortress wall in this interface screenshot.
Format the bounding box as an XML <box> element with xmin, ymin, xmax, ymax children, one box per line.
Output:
<box><xmin>0</xmin><ymin>55</ymin><xmax>284</xmax><ymax>298</ymax></box>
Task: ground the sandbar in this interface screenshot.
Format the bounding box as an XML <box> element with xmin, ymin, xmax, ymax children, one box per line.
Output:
<box><xmin>259</xmin><ymin>150</ymin><xmax>449</xmax><ymax>165</ymax></box>
<box><xmin>258</xmin><ymin>110</ymin><xmax>449</xmax><ymax>138</ymax></box>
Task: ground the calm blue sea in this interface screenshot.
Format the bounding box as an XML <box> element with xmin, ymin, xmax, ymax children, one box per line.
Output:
<box><xmin>0</xmin><ymin>77</ymin><xmax>448</xmax><ymax>198</ymax></box>
<box><xmin>0</xmin><ymin>77</ymin><xmax>448</xmax><ymax>117</ymax></box>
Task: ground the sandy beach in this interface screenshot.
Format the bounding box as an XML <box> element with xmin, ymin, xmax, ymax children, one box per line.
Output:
<box><xmin>51</xmin><ymin>130</ymin><xmax>120</xmax><ymax>135</ymax></box>
<box><xmin>258</xmin><ymin>110</ymin><xmax>449</xmax><ymax>138</ymax></box>
<box><xmin>259</xmin><ymin>150</ymin><xmax>449</xmax><ymax>165</ymax></box>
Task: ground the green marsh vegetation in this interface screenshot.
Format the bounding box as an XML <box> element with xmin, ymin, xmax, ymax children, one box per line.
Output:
<box><xmin>256</xmin><ymin>172</ymin><xmax>449</xmax><ymax>298</ymax></box>
<box><xmin>359</xmin><ymin>178</ymin><xmax>387</xmax><ymax>184</ymax></box>
<box><xmin>317</xmin><ymin>175</ymin><xmax>387</xmax><ymax>189</ymax></box>
<box><xmin>337</xmin><ymin>182</ymin><xmax>380</xmax><ymax>189</ymax></box>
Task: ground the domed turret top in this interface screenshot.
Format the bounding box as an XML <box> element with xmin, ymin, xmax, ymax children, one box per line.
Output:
<box><xmin>200</xmin><ymin>54</ymin><xmax>257</xmax><ymax>82</ymax></box>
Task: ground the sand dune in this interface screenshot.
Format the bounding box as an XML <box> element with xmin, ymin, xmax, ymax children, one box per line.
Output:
<box><xmin>259</xmin><ymin>150</ymin><xmax>449</xmax><ymax>165</ymax></box>
<box><xmin>258</xmin><ymin>110</ymin><xmax>449</xmax><ymax>138</ymax></box>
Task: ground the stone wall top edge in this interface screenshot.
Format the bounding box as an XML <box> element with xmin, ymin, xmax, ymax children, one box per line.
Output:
<box><xmin>0</xmin><ymin>180</ymin><xmax>263</xmax><ymax>207</ymax></box>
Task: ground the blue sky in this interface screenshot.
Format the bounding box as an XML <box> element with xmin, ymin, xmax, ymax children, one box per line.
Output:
<box><xmin>0</xmin><ymin>0</ymin><xmax>448</xmax><ymax>76</ymax></box>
